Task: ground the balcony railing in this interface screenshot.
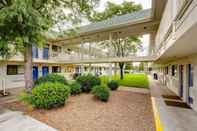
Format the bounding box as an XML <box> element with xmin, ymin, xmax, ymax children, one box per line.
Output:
<box><xmin>155</xmin><ymin>0</ymin><xmax>193</xmax><ymax>55</ymax></box>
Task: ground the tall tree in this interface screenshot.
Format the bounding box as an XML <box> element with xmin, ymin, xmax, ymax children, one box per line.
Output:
<box><xmin>89</xmin><ymin>1</ymin><xmax>143</xmax><ymax>79</ymax></box>
<box><xmin>0</xmin><ymin>0</ymin><xmax>98</xmax><ymax>92</ymax></box>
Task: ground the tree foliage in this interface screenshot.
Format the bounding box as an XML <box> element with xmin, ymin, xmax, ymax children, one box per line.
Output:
<box><xmin>0</xmin><ymin>0</ymin><xmax>99</xmax><ymax>91</ymax></box>
<box><xmin>0</xmin><ymin>0</ymin><xmax>99</xmax><ymax>57</ymax></box>
<box><xmin>89</xmin><ymin>1</ymin><xmax>142</xmax><ymax>22</ymax></box>
<box><xmin>89</xmin><ymin>1</ymin><xmax>143</xmax><ymax>79</ymax></box>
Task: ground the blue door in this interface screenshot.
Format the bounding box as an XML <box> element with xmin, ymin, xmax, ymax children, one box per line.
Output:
<box><xmin>179</xmin><ymin>65</ymin><xmax>184</xmax><ymax>97</ymax></box>
<box><xmin>32</xmin><ymin>66</ymin><xmax>38</xmax><ymax>80</ymax></box>
<box><xmin>188</xmin><ymin>64</ymin><xmax>194</xmax><ymax>105</ymax></box>
<box><xmin>42</xmin><ymin>66</ymin><xmax>49</xmax><ymax>77</ymax></box>
<box><xmin>43</xmin><ymin>47</ymin><xmax>49</xmax><ymax>59</ymax></box>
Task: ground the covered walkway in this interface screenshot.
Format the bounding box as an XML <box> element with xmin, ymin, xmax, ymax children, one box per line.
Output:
<box><xmin>150</xmin><ymin>77</ymin><xmax>197</xmax><ymax>131</ymax></box>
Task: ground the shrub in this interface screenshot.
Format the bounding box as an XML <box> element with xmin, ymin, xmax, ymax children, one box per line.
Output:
<box><xmin>29</xmin><ymin>82</ymin><xmax>70</xmax><ymax>109</ymax></box>
<box><xmin>76</xmin><ymin>74</ymin><xmax>101</xmax><ymax>92</ymax></box>
<box><xmin>107</xmin><ymin>80</ymin><xmax>119</xmax><ymax>91</ymax></box>
<box><xmin>69</xmin><ymin>81</ymin><xmax>82</xmax><ymax>95</ymax></box>
<box><xmin>35</xmin><ymin>74</ymin><xmax>67</xmax><ymax>85</ymax></box>
<box><xmin>91</xmin><ymin>85</ymin><xmax>110</xmax><ymax>102</ymax></box>
<box><xmin>73</xmin><ymin>73</ymin><xmax>81</xmax><ymax>79</ymax></box>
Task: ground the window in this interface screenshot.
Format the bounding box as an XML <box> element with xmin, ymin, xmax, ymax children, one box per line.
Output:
<box><xmin>172</xmin><ymin>65</ymin><xmax>177</xmax><ymax>76</ymax></box>
<box><xmin>52</xmin><ymin>66</ymin><xmax>61</xmax><ymax>73</ymax></box>
<box><xmin>43</xmin><ymin>47</ymin><xmax>49</xmax><ymax>59</ymax></box>
<box><xmin>32</xmin><ymin>46</ymin><xmax>38</xmax><ymax>58</ymax></box>
<box><xmin>7</xmin><ymin>65</ymin><xmax>24</xmax><ymax>75</ymax></box>
<box><xmin>188</xmin><ymin>64</ymin><xmax>193</xmax><ymax>87</ymax></box>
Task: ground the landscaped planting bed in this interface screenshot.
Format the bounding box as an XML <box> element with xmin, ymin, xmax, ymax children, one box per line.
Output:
<box><xmin>5</xmin><ymin>73</ymin><xmax>155</xmax><ymax>131</ymax></box>
<box><xmin>4</xmin><ymin>90</ymin><xmax>155</xmax><ymax>131</ymax></box>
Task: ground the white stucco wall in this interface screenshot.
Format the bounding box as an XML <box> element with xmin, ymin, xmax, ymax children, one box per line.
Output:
<box><xmin>156</xmin><ymin>54</ymin><xmax>197</xmax><ymax>112</ymax></box>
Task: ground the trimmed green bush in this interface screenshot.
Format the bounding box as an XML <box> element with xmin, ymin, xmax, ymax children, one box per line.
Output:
<box><xmin>34</xmin><ymin>74</ymin><xmax>67</xmax><ymax>85</ymax></box>
<box><xmin>76</xmin><ymin>74</ymin><xmax>101</xmax><ymax>92</ymax></box>
<box><xmin>30</xmin><ymin>82</ymin><xmax>70</xmax><ymax>109</ymax></box>
<box><xmin>107</xmin><ymin>80</ymin><xmax>119</xmax><ymax>91</ymax></box>
<box><xmin>91</xmin><ymin>85</ymin><xmax>110</xmax><ymax>102</ymax></box>
<box><xmin>69</xmin><ymin>81</ymin><xmax>82</xmax><ymax>95</ymax></box>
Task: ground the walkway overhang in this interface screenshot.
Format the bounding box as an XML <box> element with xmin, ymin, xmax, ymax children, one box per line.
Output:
<box><xmin>49</xmin><ymin>0</ymin><xmax>167</xmax><ymax>46</ymax></box>
<box><xmin>52</xmin><ymin>20</ymin><xmax>159</xmax><ymax>45</ymax></box>
<box><xmin>56</xmin><ymin>56</ymin><xmax>157</xmax><ymax>64</ymax></box>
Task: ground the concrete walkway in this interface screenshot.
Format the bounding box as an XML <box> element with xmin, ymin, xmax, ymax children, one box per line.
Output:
<box><xmin>0</xmin><ymin>109</ymin><xmax>57</xmax><ymax>131</ymax></box>
<box><xmin>150</xmin><ymin>77</ymin><xmax>197</xmax><ymax>131</ymax></box>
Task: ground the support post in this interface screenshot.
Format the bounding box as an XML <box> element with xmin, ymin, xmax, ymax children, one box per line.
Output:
<box><xmin>108</xmin><ymin>33</ymin><xmax>113</xmax><ymax>78</ymax></box>
<box><xmin>149</xmin><ymin>33</ymin><xmax>156</xmax><ymax>56</ymax></box>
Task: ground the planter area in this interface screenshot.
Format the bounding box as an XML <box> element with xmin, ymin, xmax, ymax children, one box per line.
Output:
<box><xmin>3</xmin><ymin>90</ymin><xmax>155</xmax><ymax>131</ymax></box>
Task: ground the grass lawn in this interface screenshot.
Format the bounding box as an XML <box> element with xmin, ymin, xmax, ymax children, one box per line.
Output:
<box><xmin>100</xmin><ymin>74</ymin><xmax>149</xmax><ymax>89</ymax></box>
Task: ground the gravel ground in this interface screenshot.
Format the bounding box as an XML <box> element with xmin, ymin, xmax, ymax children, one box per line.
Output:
<box><xmin>3</xmin><ymin>90</ymin><xmax>155</xmax><ymax>131</ymax></box>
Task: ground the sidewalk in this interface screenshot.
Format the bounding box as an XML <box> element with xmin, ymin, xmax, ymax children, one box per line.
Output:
<box><xmin>150</xmin><ymin>77</ymin><xmax>197</xmax><ymax>131</ymax></box>
<box><xmin>0</xmin><ymin>109</ymin><xmax>58</xmax><ymax>131</ymax></box>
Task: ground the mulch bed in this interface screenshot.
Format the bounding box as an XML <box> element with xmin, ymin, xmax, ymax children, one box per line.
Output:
<box><xmin>2</xmin><ymin>90</ymin><xmax>155</xmax><ymax>131</ymax></box>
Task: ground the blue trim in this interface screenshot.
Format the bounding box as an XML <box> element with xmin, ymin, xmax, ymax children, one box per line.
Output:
<box><xmin>32</xmin><ymin>66</ymin><xmax>38</xmax><ymax>80</ymax></box>
<box><xmin>42</xmin><ymin>66</ymin><xmax>49</xmax><ymax>77</ymax></box>
<box><xmin>188</xmin><ymin>64</ymin><xmax>193</xmax><ymax>87</ymax></box>
<box><xmin>179</xmin><ymin>65</ymin><xmax>184</xmax><ymax>97</ymax></box>
<box><xmin>188</xmin><ymin>96</ymin><xmax>193</xmax><ymax>104</ymax></box>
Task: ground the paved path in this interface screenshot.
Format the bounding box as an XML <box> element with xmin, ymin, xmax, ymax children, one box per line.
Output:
<box><xmin>150</xmin><ymin>77</ymin><xmax>197</xmax><ymax>131</ymax></box>
<box><xmin>0</xmin><ymin>109</ymin><xmax>57</xmax><ymax>131</ymax></box>
<box><xmin>119</xmin><ymin>86</ymin><xmax>150</xmax><ymax>94</ymax></box>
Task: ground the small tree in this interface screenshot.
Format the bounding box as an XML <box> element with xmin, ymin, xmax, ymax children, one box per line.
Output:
<box><xmin>0</xmin><ymin>0</ymin><xmax>99</xmax><ymax>92</ymax></box>
<box><xmin>102</xmin><ymin>36</ymin><xmax>142</xmax><ymax>79</ymax></box>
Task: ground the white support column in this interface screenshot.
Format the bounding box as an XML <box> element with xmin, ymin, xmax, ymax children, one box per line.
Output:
<box><xmin>49</xmin><ymin>43</ymin><xmax>52</xmax><ymax>59</ymax></box>
<box><xmin>49</xmin><ymin>66</ymin><xmax>52</xmax><ymax>74</ymax></box>
<box><xmin>80</xmin><ymin>39</ymin><xmax>84</xmax><ymax>74</ymax></box>
<box><xmin>114</xmin><ymin>63</ymin><xmax>118</xmax><ymax>75</ymax></box>
<box><xmin>108</xmin><ymin>33</ymin><xmax>113</xmax><ymax>77</ymax></box>
<box><xmin>38</xmin><ymin>65</ymin><xmax>42</xmax><ymax>77</ymax></box>
<box><xmin>88</xmin><ymin>63</ymin><xmax>91</xmax><ymax>73</ymax></box>
<box><xmin>183</xmin><ymin>64</ymin><xmax>188</xmax><ymax>103</ymax></box>
<box><xmin>80</xmin><ymin>43</ymin><xmax>84</xmax><ymax>60</ymax></box>
<box><xmin>149</xmin><ymin>33</ymin><xmax>156</xmax><ymax>56</ymax></box>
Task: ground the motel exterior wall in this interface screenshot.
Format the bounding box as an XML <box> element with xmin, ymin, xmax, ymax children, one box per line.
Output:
<box><xmin>155</xmin><ymin>54</ymin><xmax>197</xmax><ymax>111</ymax></box>
<box><xmin>0</xmin><ymin>43</ymin><xmax>109</xmax><ymax>90</ymax></box>
<box><xmin>153</xmin><ymin>0</ymin><xmax>197</xmax><ymax>111</ymax></box>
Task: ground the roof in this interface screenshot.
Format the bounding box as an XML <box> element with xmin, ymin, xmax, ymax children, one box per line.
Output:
<box><xmin>78</xmin><ymin>9</ymin><xmax>152</xmax><ymax>34</ymax></box>
<box><xmin>49</xmin><ymin>9</ymin><xmax>153</xmax><ymax>42</ymax></box>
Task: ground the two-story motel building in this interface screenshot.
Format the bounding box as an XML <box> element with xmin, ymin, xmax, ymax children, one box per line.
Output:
<box><xmin>1</xmin><ymin>0</ymin><xmax>197</xmax><ymax>112</ymax></box>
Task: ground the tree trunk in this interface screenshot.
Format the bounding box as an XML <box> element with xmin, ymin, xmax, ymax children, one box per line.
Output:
<box><xmin>24</xmin><ymin>45</ymin><xmax>33</xmax><ymax>93</ymax></box>
<box><xmin>119</xmin><ymin>62</ymin><xmax>124</xmax><ymax>80</ymax></box>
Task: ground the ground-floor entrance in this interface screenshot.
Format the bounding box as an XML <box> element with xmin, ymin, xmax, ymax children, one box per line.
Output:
<box><xmin>179</xmin><ymin>65</ymin><xmax>184</xmax><ymax>98</ymax></box>
<box><xmin>42</xmin><ymin>66</ymin><xmax>49</xmax><ymax>77</ymax></box>
<box><xmin>32</xmin><ymin>66</ymin><xmax>38</xmax><ymax>80</ymax></box>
